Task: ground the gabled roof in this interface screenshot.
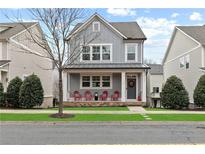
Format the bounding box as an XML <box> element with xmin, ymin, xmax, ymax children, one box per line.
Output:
<box><xmin>177</xmin><ymin>26</ymin><xmax>205</xmax><ymax>45</ymax></box>
<box><xmin>147</xmin><ymin>64</ymin><xmax>163</xmax><ymax>75</ymax></box>
<box><xmin>67</xmin><ymin>13</ymin><xmax>146</xmax><ymax>40</ymax></box>
<box><xmin>0</xmin><ymin>22</ymin><xmax>37</xmax><ymax>40</ymax></box>
<box><xmin>162</xmin><ymin>25</ymin><xmax>205</xmax><ymax>64</ymax></box>
<box><xmin>0</xmin><ymin>60</ymin><xmax>10</xmax><ymax>67</ymax></box>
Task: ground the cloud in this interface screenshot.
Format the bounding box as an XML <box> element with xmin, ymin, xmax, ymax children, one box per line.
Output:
<box><xmin>136</xmin><ymin>17</ymin><xmax>178</xmax><ymax>38</ymax></box>
<box><xmin>171</xmin><ymin>13</ymin><xmax>179</xmax><ymax>18</ymax></box>
<box><xmin>107</xmin><ymin>8</ymin><xmax>136</xmax><ymax>17</ymax></box>
<box><xmin>189</xmin><ymin>12</ymin><xmax>202</xmax><ymax>21</ymax></box>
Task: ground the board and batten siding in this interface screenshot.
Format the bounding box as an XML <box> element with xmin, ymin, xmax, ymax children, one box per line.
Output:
<box><xmin>69</xmin><ymin>16</ymin><xmax>143</xmax><ymax>63</ymax></box>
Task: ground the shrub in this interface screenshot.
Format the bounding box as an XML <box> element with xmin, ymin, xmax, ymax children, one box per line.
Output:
<box><xmin>0</xmin><ymin>82</ymin><xmax>5</xmax><ymax>107</ymax></box>
<box><xmin>161</xmin><ymin>75</ymin><xmax>189</xmax><ymax>109</ymax></box>
<box><xmin>19</xmin><ymin>74</ymin><xmax>44</xmax><ymax>108</ymax></box>
<box><xmin>7</xmin><ymin>77</ymin><xmax>23</xmax><ymax>108</ymax></box>
<box><xmin>194</xmin><ymin>75</ymin><xmax>205</xmax><ymax>107</ymax></box>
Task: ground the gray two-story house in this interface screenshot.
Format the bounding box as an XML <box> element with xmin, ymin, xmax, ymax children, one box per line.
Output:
<box><xmin>62</xmin><ymin>13</ymin><xmax>149</xmax><ymax>105</ymax></box>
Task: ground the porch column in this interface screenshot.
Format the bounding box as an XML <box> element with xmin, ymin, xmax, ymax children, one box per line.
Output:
<box><xmin>67</xmin><ymin>73</ymin><xmax>70</xmax><ymax>100</ymax></box>
<box><xmin>121</xmin><ymin>71</ymin><xmax>126</xmax><ymax>101</ymax></box>
<box><xmin>142</xmin><ymin>71</ymin><xmax>147</xmax><ymax>102</ymax></box>
<box><xmin>0</xmin><ymin>71</ymin><xmax>1</xmax><ymax>82</ymax></box>
<box><xmin>62</xmin><ymin>71</ymin><xmax>68</xmax><ymax>101</ymax></box>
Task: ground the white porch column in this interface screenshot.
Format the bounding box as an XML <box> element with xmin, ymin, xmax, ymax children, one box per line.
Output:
<box><xmin>67</xmin><ymin>73</ymin><xmax>70</xmax><ymax>100</ymax></box>
<box><xmin>0</xmin><ymin>71</ymin><xmax>1</xmax><ymax>82</ymax></box>
<box><xmin>142</xmin><ymin>71</ymin><xmax>147</xmax><ymax>102</ymax></box>
<box><xmin>62</xmin><ymin>71</ymin><xmax>68</xmax><ymax>101</ymax></box>
<box><xmin>121</xmin><ymin>71</ymin><xmax>126</xmax><ymax>102</ymax></box>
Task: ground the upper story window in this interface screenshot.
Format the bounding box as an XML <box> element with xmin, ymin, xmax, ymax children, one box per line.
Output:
<box><xmin>92</xmin><ymin>46</ymin><xmax>101</xmax><ymax>60</ymax></box>
<box><xmin>92</xmin><ymin>22</ymin><xmax>100</xmax><ymax>32</ymax></box>
<box><xmin>180</xmin><ymin>57</ymin><xmax>185</xmax><ymax>68</ymax></box>
<box><xmin>82</xmin><ymin>46</ymin><xmax>90</xmax><ymax>61</ymax></box>
<box><xmin>185</xmin><ymin>55</ymin><xmax>190</xmax><ymax>69</ymax></box>
<box><xmin>81</xmin><ymin>44</ymin><xmax>112</xmax><ymax>62</ymax></box>
<box><xmin>125</xmin><ymin>44</ymin><xmax>138</xmax><ymax>62</ymax></box>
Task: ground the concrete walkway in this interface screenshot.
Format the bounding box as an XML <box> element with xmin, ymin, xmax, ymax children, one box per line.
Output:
<box><xmin>1</xmin><ymin>107</ymin><xmax>205</xmax><ymax>114</ymax></box>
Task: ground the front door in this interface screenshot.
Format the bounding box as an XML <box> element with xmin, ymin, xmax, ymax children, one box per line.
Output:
<box><xmin>127</xmin><ymin>76</ymin><xmax>136</xmax><ymax>99</ymax></box>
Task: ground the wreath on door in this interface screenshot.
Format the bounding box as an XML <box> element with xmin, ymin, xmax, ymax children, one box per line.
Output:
<box><xmin>128</xmin><ymin>80</ymin><xmax>135</xmax><ymax>88</ymax></box>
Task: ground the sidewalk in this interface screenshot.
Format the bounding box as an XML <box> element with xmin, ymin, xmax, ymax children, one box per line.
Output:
<box><xmin>1</xmin><ymin>107</ymin><xmax>205</xmax><ymax>114</ymax></box>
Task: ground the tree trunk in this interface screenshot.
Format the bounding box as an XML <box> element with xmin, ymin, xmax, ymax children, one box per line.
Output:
<box><xmin>58</xmin><ymin>68</ymin><xmax>63</xmax><ymax>116</ymax></box>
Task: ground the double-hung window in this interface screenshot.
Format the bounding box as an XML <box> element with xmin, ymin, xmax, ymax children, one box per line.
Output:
<box><xmin>126</xmin><ymin>44</ymin><xmax>137</xmax><ymax>61</ymax></box>
<box><xmin>92</xmin><ymin>46</ymin><xmax>101</xmax><ymax>60</ymax></box>
<box><xmin>82</xmin><ymin>46</ymin><xmax>90</xmax><ymax>61</ymax></box>
<box><xmin>185</xmin><ymin>55</ymin><xmax>190</xmax><ymax>69</ymax></box>
<box><xmin>102</xmin><ymin>76</ymin><xmax>111</xmax><ymax>87</ymax></box>
<box><xmin>102</xmin><ymin>45</ymin><xmax>111</xmax><ymax>60</ymax></box>
<box><xmin>180</xmin><ymin>57</ymin><xmax>185</xmax><ymax>68</ymax></box>
<box><xmin>82</xmin><ymin>76</ymin><xmax>90</xmax><ymax>87</ymax></box>
<box><xmin>92</xmin><ymin>76</ymin><xmax>101</xmax><ymax>87</ymax></box>
<box><xmin>81</xmin><ymin>75</ymin><xmax>112</xmax><ymax>89</ymax></box>
<box><xmin>153</xmin><ymin>87</ymin><xmax>159</xmax><ymax>93</ymax></box>
<box><xmin>92</xmin><ymin>22</ymin><xmax>100</xmax><ymax>32</ymax></box>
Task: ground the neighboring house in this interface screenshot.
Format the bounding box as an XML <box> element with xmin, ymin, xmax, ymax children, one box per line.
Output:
<box><xmin>0</xmin><ymin>22</ymin><xmax>53</xmax><ymax>107</ymax></box>
<box><xmin>163</xmin><ymin>25</ymin><xmax>205</xmax><ymax>104</ymax></box>
<box><xmin>147</xmin><ymin>64</ymin><xmax>163</xmax><ymax>107</ymax></box>
<box><xmin>62</xmin><ymin>13</ymin><xmax>149</xmax><ymax>105</ymax></box>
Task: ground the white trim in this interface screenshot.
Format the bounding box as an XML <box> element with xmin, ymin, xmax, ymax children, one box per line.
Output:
<box><xmin>92</xmin><ymin>21</ymin><xmax>100</xmax><ymax>32</ymax></box>
<box><xmin>125</xmin><ymin>43</ymin><xmax>138</xmax><ymax>62</ymax></box>
<box><xmin>67</xmin><ymin>13</ymin><xmax>127</xmax><ymax>40</ymax></box>
<box><xmin>176</xmin><ymin>27</ymin><xmax>201</xmax><ymax>45</ymax></box>
<box><xmin>202</xmin><ymin>47</ymin><xmax>205</xmax><ymax>67</ymax></box>
<box><xmin>121</xmin><ymin>72</ymin><xmax>126</xmax><ymax>102</ymax></box>
<box><xmin>10</xmin><ymin>23</ymin><xmax>38</xmax><ymax>39</ymax></box>
<box><xmin>80</xmin><ymin>74</ymin><xmax>113</xmax><ymax>89</ymax></box>
<box><xmin>163</xmin><ymin>27</ymin><xmax>201</xmax><ymax>64</ymax></box>
<box><xmin>67</xmin><ymin>69</ymin><xmax>145</xmax><ymax>73</ymax></box>
<box><xmin>0</xmin><ymin>69</ymin><xmax>8</xmax><ymax>72</ymax></box>
<box><xmin>164</xmin><ymin>45</ymin><xmax>201</xmax><ymax>65</ymax></box>
<box><xmin>44</xmin><ymin>95</ymin><xmax>53</xmax><ymax>98</ymax></box>
<box><xmin>80</xmin><ymin>43</ymin><xmax>113</xmax><ymax>62</ymax></box>
<box><xmin>63</xmin><ymin>71</ymin><xmax>68</xmax><ymax>101</ymax></box>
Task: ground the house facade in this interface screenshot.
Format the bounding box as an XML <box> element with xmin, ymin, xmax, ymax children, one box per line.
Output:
<box><xmin>147</xmin><ymin>64</ymin><xmax>163</xmax><ymax>107</ymax></box>
<box><xmin>0</xmin><ymin>22</ymin><xmax>53</xmax><ymax>107</ymax></box>
<box><xmin>163</xmin><ymin>26</ymin><xmax>205</xmax><ymax>104</ymax></box>
<box><xmin>62</xmin><ymin>13</ymin><xmax>149</xmax><ymax>105</ymax></box>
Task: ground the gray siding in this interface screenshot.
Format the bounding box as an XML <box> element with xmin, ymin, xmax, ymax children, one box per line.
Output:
<box><xmin>69</xmin><ymin>17</ymin><xmax>143</xmax><ymax>64</ymax></box>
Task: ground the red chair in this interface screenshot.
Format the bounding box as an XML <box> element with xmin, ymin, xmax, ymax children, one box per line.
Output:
<box><xmin>111</xmin><ymin>91</ymin><xmax>120</xmax><ymax>101</ymax></box>
<box><xmin>100</xmin><ymin>91</ymin><xmax>108</xmax><ymax>101</ymax></box>
<box><xmin>84</xmin><ymin>90</ymin><xmax>93</xmax><ymax>101</ymax></box>
<box><xmin>73</xmin><ymin>91</ymin><xmax>82</xmax><ymax>101</ymax></box>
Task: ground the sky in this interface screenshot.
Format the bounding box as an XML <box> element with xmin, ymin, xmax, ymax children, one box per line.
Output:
<box><xmin>0</xmin><ymin>8</ymin><xmax>205</xmax><ymax>64</ymax></box>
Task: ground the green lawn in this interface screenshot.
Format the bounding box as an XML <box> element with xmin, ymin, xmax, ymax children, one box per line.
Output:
<box><xmin>144</xmin><ymin>108</ymin><xmax>174</xmax><ymax>111</ymax></box>
<box><xmin>49</xmin><ymin>107</ymin><xmax>129</xmax><ymax>111</ymax></box>
<box><xmin>148</xmin><ymin>114</ymin><xmax>205</xmax><ymax>121</ymax></box>
<box><xmin>0</xmin><ymin>113</ymin><xmax>143</xmax><ymax>121</ymax></box>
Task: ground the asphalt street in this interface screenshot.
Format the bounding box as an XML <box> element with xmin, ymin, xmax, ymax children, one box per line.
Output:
<box><xmin>1</xmin><ymin>122</ymin><xmax>205</xmax><ymax>145</ymax></box>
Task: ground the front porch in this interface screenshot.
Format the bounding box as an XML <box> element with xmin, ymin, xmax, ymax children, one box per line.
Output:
<box><xmin>62</xmin><ymin>68</ymin><xmax>148</xmax><ymax>105</ymax></box>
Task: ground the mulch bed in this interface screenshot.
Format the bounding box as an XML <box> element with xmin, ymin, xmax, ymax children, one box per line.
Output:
<box><xmin>49</xmin><ymin>113</ymin><xmax>75</xmax><ymax>119</ymax></box>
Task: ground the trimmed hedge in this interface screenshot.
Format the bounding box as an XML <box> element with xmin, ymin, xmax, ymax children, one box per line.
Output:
<box><xmin>161</xmin><ymin>75</ymin><xmax>189</xmax><ymax>109</ymax></box>
<box><xmin>7</xmin><ymin>77</ymin><xmax>23</xmax><ymax>108</ymax></box>
<box><xmin>0</xmin><ymin>82</ymin><xmax>5</xmax><ymax>107</ymax></box>
<box><xmin>194</xmin><ymin>75</ymin><xmax>205</xmax><ymax>107</ymax></box>
<box><xmin>19</xmin><ymin>74</ymin><xmax>44</xmax><ymax>108</ymax></box>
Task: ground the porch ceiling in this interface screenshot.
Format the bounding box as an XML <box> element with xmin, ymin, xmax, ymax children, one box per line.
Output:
<box><xmin>0</xmin><ymin>60</ymin><xmax>10</xmax><ymax>67</ymax></box>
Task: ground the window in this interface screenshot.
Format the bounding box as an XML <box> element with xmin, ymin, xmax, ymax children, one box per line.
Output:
<box><xmin>81</xmin><ymin>75</ymin><xmax>112</xmax><ymax>89</ymax></box>
<box><xmin>102</xmin><ymin>45</ymin><xmax>111</xmax><ymax>60</ymax></box>
<box><xmin>92</xmin><ymin>22</ymin><xmax>100</xmax><ymax>32</ymax></box>
<box><xmin>180</xmin><ymin>57</ymin><xmax>185</xmax><ymax>68</ymax></box>
<box><xmin>185</xmin><ymin>55</ymin><xmax>190</xmax><ymax>69</ymax></box>
<box><xmin>126</xmin><ymin>44</ymin><xmax>138</xmax><ymax>61</ymax></box>
<box><xmin>92</xmin><ymin>46</ymin><xmax>100</xmax><ymax>60</ymax></box>
<box><xmin>153</xmin><ymin>87</ymin><xmax>159</xmax><ymax>93</ymax></box>
<box><xmin>82</xmin><ymin>46</ymin><xmax>90</xmax><ymax>60</ymax></box>
<box><xmin>92</xmin><ymin>76</ymin><xmax>101</xmax><ymax>87</ymax></box>
<box><xmin>82</xmin><ymin>76</ymin><xmax>90</xmax><ymax>87</ymax></box>
<box><xmin>102</xmin><ymin>76</ymin><xmax>110</xmax><ymax>87</ymax></box>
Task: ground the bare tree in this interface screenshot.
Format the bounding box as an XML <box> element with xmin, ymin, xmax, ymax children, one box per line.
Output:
<box><xmin>6</xmin><ymin>8</ymin><xmax>99</xmax><ymax>117</ymax></box>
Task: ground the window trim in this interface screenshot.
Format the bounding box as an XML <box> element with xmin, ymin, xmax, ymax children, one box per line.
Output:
<box><xmin>125</xmin><ymin>43</ymin><xmax>138</xmax><ymax>62</ymax></box>
<box><xmin>185</xmin><ymin>54</ymin><xmax>190</xmax><ymax>69</ymax></box>
<box><xmin>179</xmin><ymin>56</ymin><xmax>185</xmax><ymax>68</ymax></box>
<box><xmin>92</xmin><ymin>21</ymin><xmax>100</xmax><ymax>32</ymax></box>
<box><xmin>80</xmin><ymin>74</ymin><xmax>112</xmax><ymax>89</ymax></box>
<box><xmin>80</xmin><ymin>43</ymin><xmax>112</xmax><ymax>62</ymax></box>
